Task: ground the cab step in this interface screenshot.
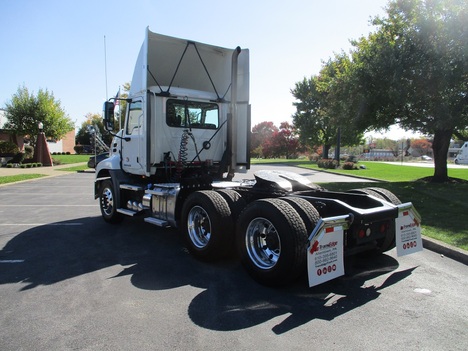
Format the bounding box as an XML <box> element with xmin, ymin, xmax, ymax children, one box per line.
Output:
<box><xmin>120</xmin><ymin>184</ymin><xmax>143</xmax><ymax>191</ymax></box>
<box><xmin>116</xmin><ymin>208</ymin><xmax>138</xmax><ymax>216</ymax></box>
<box><xmin>144</xmin><ymin>217</ymin><xmax>169</xmax><ymax>227</ymax></box>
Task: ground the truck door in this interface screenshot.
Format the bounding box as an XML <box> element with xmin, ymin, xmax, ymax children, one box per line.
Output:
<box><xmin>121</xmin><ymin>99</ymin><xmax>145</xmax><ymax>174</ymax></box>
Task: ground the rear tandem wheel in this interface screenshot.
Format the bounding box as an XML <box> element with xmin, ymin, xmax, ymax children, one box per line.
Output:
<box><xmin>236</xmin><ymin>198</ymin><xmax>309</xmax><ymax>286</ymax></box>
<box><xmin>349</xmin><ymin>187</ymin><xmax>402</xmax><ymax>252</ymax></box>
<box><xmin>181</xmin><ymin>190</ymin><xmax>234</xmax><ymax>261</ymax></box>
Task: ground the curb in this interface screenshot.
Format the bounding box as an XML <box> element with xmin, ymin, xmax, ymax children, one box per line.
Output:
<box><xmin>422</xmin><ymin>236</ymin><xmax>468</xmax><ymax>265</ymax></box>
<box><xmin>0</xmin><ymin>162</ymin><xmax>90</xmax><ymax>187</ymax></box>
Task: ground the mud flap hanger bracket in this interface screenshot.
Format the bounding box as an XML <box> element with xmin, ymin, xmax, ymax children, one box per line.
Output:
<box><xmin>308</xmin><ymin>214</ymin><xmax>354</xmax><ymax>254</ymax></box>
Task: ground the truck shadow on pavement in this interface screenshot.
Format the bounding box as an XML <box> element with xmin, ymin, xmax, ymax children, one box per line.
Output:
<box><xmin>0</xmin><ymin>216</ymin><xmax>415</xmax><ymax>334</ymax></box>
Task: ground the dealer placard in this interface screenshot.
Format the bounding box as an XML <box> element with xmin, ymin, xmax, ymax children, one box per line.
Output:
<box><xmin>307</xmin><ymin>225</ymin><xmax>344</xmax><ymax>287</ymax></box>
<box><xmin>395</xmin><ymin>204</ymin><xmax>423</xmax><ymax>256</ymax></box>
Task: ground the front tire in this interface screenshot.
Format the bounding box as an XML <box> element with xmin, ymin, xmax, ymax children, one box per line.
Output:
<box><xmin>99</xmin><ymin>179</ymin><xmax>124</xmax><ymax>223</ymax></box>
<box><xmin>236</xmin><ymin>198</ymin><xmax>308</xmax><ymax>286</ymax></box>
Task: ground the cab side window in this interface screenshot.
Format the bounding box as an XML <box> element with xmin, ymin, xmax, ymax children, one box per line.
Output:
<box><xmin>166</xmin><ymin>99</ymin><xmax>218</xmax><ymax>129</ymax></box>
<box><xmin>126</xmin><ymin>101</ymin><xmax>143</xmax><ymax>135</ymax></box>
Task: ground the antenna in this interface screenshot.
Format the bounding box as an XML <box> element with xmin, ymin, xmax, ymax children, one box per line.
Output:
<box><xmin>104</xmin><ymin>35</ymin><xmax>108</xmax><ymax>100</ymax></box>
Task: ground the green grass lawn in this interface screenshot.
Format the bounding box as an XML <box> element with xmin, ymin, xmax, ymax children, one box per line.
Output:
<box><xmin>252</xmin><ymin>160</ymin><xmax>468</xmax><ymax>182</ymax></box>
<box><xmin>52</xmin><ymin>154</ymin><xmax>91</xmax><ymax>171</ymax></box>
<box><xmin>51</xmin><ymin>154</ymin><xmax>90</xmax><ymax>164</ymax></box>
<box><xmin>301</xmin><ymin>161</ymin><xmax>468</xmax><ymax>182</ymax></box>
<box><xmin>0</xmin><ymin>174</ymin><xmax>46</xmax><ymax>184</ymax></box>
<box><xmin>253</xmin><ymin>159</ymin><xmax>468</xmax><ymax>250</ymax></box>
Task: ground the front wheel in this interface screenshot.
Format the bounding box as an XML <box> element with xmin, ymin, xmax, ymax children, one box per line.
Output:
<box><xmin>99</xmin><ymin>179</ymin><xmax>123</xmax><ymax>223</ymax></box>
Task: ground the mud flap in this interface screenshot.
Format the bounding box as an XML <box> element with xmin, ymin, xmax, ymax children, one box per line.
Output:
<box><xmin>307</xmin><ymin>214</ymin><xmax>353</xmax><ymax>288</ymax></box>
<box><xmin>395</xmin><ymin>202</ymin><xmax>423</xmax><ymax>256</ymax></box>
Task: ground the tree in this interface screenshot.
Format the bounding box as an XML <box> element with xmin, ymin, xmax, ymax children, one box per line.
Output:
<box><xmin>250</xmin><ymin>121</ymin><xmax>278</xmax><ymax>157</ymax></box>
<box><xmin>291</xmin><ymin>76</ymin><xmax>331</xmax><ymax>156</ymax></box>
<box><xmin>75</xmin><ymin>82</ymin><xmax>130</xmax><ymax>152</ymax></box>
<box><xmin>4</xmin><ymin>86</ymin><xmax>74</xmax><ymax>147</ymax></box>
<box><xmin>411</xmin><ymin>139</ymin><xmax>432</xmax><ymax>156</ymax></box>
<box><xmin>262</xmin><ymin>122</ymin><xmax>301</xmax><ymax>159</ymax></box>
<box><xmin>292</xmin><ymin>55</ymin><xmax>364</xmax><ymax>159</ymax></box>
<box><xmin>76</xmin><ymin>113</ymin><xmax>113</xmax><ymax>147</ymax></box>
<box><xmin>348</xmin><ymin>0</ymin><xmax>468</xmax><ymax>182</ymax></box>
<box><xmin>453</xmin><ymin>128</ymin><xmax>468</xmax><ymax>141</ymax></box>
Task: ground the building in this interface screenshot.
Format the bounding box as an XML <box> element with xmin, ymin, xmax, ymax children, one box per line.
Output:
<box><xmin>362</xmin><ymin>148</ymin><xmax>397</xmax><ymax>160</ymax></box>
<box><xmin>46</xmin><ymin>130</ymin><xmax>76</xmax><ymax>154</ymax></box>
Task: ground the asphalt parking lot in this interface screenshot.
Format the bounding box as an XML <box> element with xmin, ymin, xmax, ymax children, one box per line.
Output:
<box><xmin>1</xmin><ymin>171</ymin><xmax>467</xmax><ymax>350</ymax></box>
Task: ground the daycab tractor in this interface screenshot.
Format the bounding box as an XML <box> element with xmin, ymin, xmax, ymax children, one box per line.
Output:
<box><xmin>95</xmin><ymin>28</ymin><xmax>422</xmax><ymax>287</ymax></box>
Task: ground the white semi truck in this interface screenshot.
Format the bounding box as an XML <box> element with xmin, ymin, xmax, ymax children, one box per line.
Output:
<box><xmin>95</xmin><ymin>29</ymin><xmax>421</xmax><ymax>287</ymax></box>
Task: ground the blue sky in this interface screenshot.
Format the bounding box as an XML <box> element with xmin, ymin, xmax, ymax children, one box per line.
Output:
<box><xmin>1</xmin><ymin>0</ymin><xmax>401</xmax><ymax>137</ymax></box>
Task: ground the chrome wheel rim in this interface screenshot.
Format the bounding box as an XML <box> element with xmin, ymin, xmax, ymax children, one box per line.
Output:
<box><xmin>101</xmin><ymin>187</ymin><xmax>114</xmax><ymax>216</ymax></box>
<box><xmin>187</xmin><ymin>205</ymin><xmax>212</xmax><ymax>249</ymax></box>
<box><xmin>245</xmin><ymin>217</ymin><xmax>281</xmax><ymax>270</ymax></box>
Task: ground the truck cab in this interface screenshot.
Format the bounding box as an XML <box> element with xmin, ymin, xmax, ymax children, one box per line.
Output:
<box><xmin>114</xmin><ymin>86</ymin><xmax>246</xmax><ymax>179</ymax></box>
<box><xmin>100</xmin><ymin>29</ymin><xmax>250</xmax><ymax>182</ymax></box>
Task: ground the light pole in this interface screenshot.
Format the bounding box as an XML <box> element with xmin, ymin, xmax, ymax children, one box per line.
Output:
<box><xmin>401</xmin><ymin>140</ymin><xmax>404</xmax><ymax>164</ymax></box>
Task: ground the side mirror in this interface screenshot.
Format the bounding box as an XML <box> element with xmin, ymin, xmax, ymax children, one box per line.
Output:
<box><xmin>103</xmin><ymin>101</ymin><xmax>115</xmax><ymax>131</ymax></box>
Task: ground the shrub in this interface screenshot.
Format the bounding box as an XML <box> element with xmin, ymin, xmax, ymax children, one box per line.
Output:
<box><xmin>342</xmin><ymin>162</ymin><xmax>357</xmax><ymax>170</ymax></box>
<box><xmin>74</xmin><ymin>145</ymin><xmax>84</xmax><ymax>154</ymax></box>
<box><xmin>24</xmin><ymin>145</ymin><xmax>34</xmax><ymax>158</ymax></box>
<box><xmin>7</xmin><ymin>152</ymin><xmax>25</xmax><ymax>164</ymax></box>
<box><xmin>66</xmin><ymin>151</ymin><xmax>71</xmax><ymax>155</ymax></box>
<box><xmin>308</xmin><ymin>154</ymin><xmax>320</xmax><ymax>163</ymax></box>
<box><xmin>345</xmin><ymin>155</ymin><xmax>358</xmax><ymax>163</ymax></box>
<box><xmin>0</xmin><ymin>140</ymin><xmax>19</xmax><ymax>154</ymax></box>
<box><xmin>317</xmin><ymin>158</ymin><xmax>339</xmax><ymax>169</ymax></box>
<box><xmin>6</xmin><ymin>164</ymin><xmax>13</xmax><ymax>168</ymax></box>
